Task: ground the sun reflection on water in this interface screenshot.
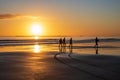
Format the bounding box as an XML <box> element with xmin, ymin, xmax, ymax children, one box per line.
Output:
<box><xmin>34</xmin><ymin>36</ymin><xmax>39</xmax><ymax>40</ymax></box>
<box><xmin>33</xmin><ymin>44</ymin><xmax>41</xmax><ymax>53</ymax></box>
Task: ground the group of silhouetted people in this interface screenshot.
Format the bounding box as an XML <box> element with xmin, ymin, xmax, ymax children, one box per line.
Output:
<box><xmin>59</xmin><ymin>37</ymin><xmax>73</xmax><ymax>53</ymax></box>
<box><xmin>58</xmin><ymin>37</ymin><xmax>99</xmax><ymax>54</ymax></box>
<box><xmin>59</xmin><ymin>37</ymin><xmax>73</xmax><ymax>48</ymax></box>
<box><xmin>59</xmin><ymin>37</ymin><xmax>66</xmax><ymax>47</ymax></box>
<box><xmin>59</xmin><ymin>37</ymin><xmax>99</xmax><ymax>48</ymax></box>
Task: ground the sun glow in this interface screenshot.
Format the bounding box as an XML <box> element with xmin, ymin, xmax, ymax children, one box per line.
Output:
<box><xmin>31</xmin><ymin>23</ymin><xmax>43</xmax><ymax>36</ymax></box>
<box><xmin>34</xmin><ymin>36</ymin><xmax>39</xmax><ymax>40</ymax></box>
<box><xmin>33</xmin><ymin>44</ymin><xmax>41</xmax><ymax>53</ymax></box>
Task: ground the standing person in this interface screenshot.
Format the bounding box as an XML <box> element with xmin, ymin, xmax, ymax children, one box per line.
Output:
<box><xmin>68</xmin><ymin>37</ymin><xmax>73</xmax><ymax>56</ymax></box>
<box><xmin>95</xmin><ymin>37</ymin><xmax>99</xmax><ymax>48</ymax></box>
<box><xmin>62</xmin><ymin>37</ymin><xmax>66</xmax><ymax>53</ymax></box>
<box><xmin>69</xmin><ymin>37</ymin><xmax>73</xmax><ymax>48</ymax></box>
<box><xmin>59</xmin><ymin>38</ymin><xmax>62</xmax><ymax>47</ymax></box>
<box><xmin>63</xmin><ymin>37</ymin><xmax>66</xmax><ymax>47</ymax></box>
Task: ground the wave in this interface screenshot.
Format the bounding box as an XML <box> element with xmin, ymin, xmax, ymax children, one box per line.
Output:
<box><xmin>0</xmin><ymin>39</ymin><xmax>57</xmax><ymax>43</ymax></box>
<box><xmin>0</xmin><ymin>43</ymin><xmax>119</xmax><ymax>49</ymax></box>
<box><xmin>74</xmin><ymin>38</ymin><xmax>120</xmax><ymax>43</ymax></box>
<box><xmin>72</xmin><ymin>46</ymin><xmax>120</xmax><ymax>49</ymax></box>
<box><xmin>0</xmin><ymin>37</ymin><xmax>120</xmax><ymax>46</ymax></box>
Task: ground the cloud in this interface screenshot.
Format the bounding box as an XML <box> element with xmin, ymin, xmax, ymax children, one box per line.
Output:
<box><xmin>0</xmin><ymin>14</ymin><xmax>39</xmax><ymax>20</ymax></box>
<box><xmin>0</xmin><ymin>14</ymin><xmax>20</xmax><ymax>19</ymax></box>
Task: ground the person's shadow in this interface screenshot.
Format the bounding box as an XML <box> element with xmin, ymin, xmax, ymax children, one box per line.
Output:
<box><xmin>59</xmin><ymin>46</ymin><xmax>66</xmax><ymax>53</ymax></box>
<box><xmin>95</xmin><ymin>47</ymin><xmax>99</xmax><ymax>55</ymax></box>
<box><xmin>59</xmin><ymin>46</ymin><xmax>62</xmax><ymax>53</ymax></box>
<box><xmin>68</xmin><ymin>46</ymin><xmax>73</xmax><ymax>56</ymax></box>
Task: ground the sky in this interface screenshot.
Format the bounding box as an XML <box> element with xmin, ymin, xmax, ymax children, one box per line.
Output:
<box><xmin>0</xmin><ymin>0</ymin><xmax>120</xmax><ymax>37</ymax></box>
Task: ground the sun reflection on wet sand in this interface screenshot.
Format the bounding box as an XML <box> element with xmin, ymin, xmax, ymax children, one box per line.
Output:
<box><xmin>34</xmin><ymin>36</ymin><xmax>39</xmax><ymax>40</ymax></box>
<box><xmin>33</xmin><ymin>44</ymin><xmax>41</xmax><ymax>53</ymax></box>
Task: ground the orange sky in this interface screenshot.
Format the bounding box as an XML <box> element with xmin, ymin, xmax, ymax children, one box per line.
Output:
<box><xmin>0</xmin><ymin>0</ymin><xmax>120</xmax><ymax>37</ymax></box>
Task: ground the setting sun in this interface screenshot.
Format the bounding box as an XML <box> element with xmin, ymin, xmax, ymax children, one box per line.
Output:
<box><xmin>31</xmin><ymin>23</ymin><xmax>43</xmax><ymax>36</ymax></box>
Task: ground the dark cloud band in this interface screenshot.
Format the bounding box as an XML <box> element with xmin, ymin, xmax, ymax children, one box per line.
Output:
<box><xmin>0</xmin><ymin>14</ymin><xmax>20</xmax><ymax>19</ymax></box>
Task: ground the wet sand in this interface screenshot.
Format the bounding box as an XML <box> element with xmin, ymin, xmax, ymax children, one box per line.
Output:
<box><xmin>0</xmin><ymin>51</ymin><xmax>120</xmax><ymax>80</ymax></box>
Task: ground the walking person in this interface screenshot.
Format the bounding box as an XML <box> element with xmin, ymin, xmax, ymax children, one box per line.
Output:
<box><xmin>62</xmin><ymin>37</ymin><xmax>66</xmax><ymax>53</ymax></box>
<box><xmin>59</xmin><ymin>38</ymin><xmax>62</xmax><ymax>47</ymax></box>
<box><xmin>68</xmin><ymin>38</ymin><xmax>73</xmax><ymax>56</ymax></box>
<box><xmin>63</xmin><ymin>37</ymin><xmax>66</xmax><ymax>47</ymax></box>
<box><xmin>95</xmin><ymin>37</ymin><xmax>99</xmax><ymax>48</ymax></box>
<box><xmin>69</xmin><ymin>37</ymin><xmax>73</xmax><ymax>48</ymax></box>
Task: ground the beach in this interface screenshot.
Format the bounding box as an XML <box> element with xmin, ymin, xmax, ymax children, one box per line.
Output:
<box><xmin>0</xmin><ymin>51</ymin><xmax>120</xmax><ymax>80</ymax></box>
<box><xmin>0</xmin><ymin>0</ymin><xmax>120</xmax><ymax>80</ymax></box>
<box><xmin>0</xmin><ymin>37</ymin><xmax>120</xmax><ymax>80</ymax></box>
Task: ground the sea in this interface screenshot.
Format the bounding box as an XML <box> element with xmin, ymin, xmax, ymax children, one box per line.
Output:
<box><xmin>0</xmin><ymin>37</ymin><xmax>120</xmax><ymax>56</ymax></box>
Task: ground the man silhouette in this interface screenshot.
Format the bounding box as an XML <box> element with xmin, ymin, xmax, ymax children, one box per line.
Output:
<box><xmin>63</xmin><ymin>37</ymin><xmax>66</xmax><ymax>47</ymax></box>
<box><xmin>95</xmin><ymin>37</ymin><xmax>99</xmax><ymax>48</ymax></box>
<box><xmin>59</xmin><ymin>38</ymin><xmax>62</xmax><ymax>47</ymax></box>
<box><xmin>62</xmin><ymin>37</ymin><xmax>66</xmax><ymax>53</ymax></box>
<box><xmin>69</xmin><ymin>37</ymin><xmax>72</xmax><ymax>48</ymax></box>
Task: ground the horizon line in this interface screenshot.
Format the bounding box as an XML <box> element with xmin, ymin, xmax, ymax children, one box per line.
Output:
<box><xmin>0</xmin><ymin>35</ymin><xmax>120</xmax><ymax>37</ymax></box>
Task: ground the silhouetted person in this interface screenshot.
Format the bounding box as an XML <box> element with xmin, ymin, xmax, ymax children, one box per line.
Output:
<box><xmin>68</xmin><ymin>41</ymin><xmax>73</xmax><ymax>56</ymax></box>
<box><xmin>95</xmin><ymin>37</ymin><xmax>99</xmax><ymax>48</ymax></box>
<box><xmin>59</xmin><ymin>38</ymin><xmax>62</xmax><ymax>47</ymax></box>
<box><xmin>63</xmin><ymin>37</ymin><xmax>66</xmax><ymax>47</ymax></box>
<box><xmin>69</xmin><ymin>38</ymin><xmax>73</xmax><ymax>48</ymax></box>
<box><xmin>62</xmin><ymin>37</ymin><xmax>66</xmax><ymax>53</ymax></box>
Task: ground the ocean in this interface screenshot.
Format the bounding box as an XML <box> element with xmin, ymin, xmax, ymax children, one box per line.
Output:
<box><xmin>0</xmin><ymin>37</ymin><xmax>120</xmax><ymax>56</ymax></box>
